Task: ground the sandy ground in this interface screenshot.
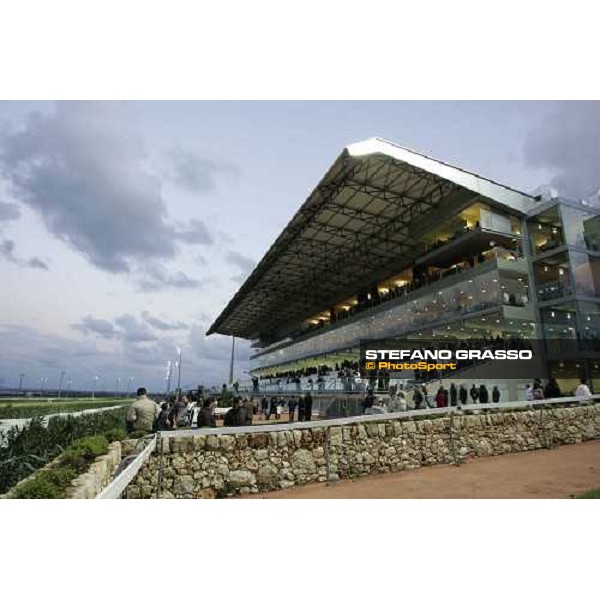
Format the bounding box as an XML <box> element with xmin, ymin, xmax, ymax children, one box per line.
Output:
<box><xmin>246</xmin><ymin>440</ymin><xmax>600</xmax><ymax>499</ymax></box>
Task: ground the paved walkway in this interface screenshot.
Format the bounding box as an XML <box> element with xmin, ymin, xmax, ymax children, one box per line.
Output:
<box><xmin>250</xmin><ymin>440</ymin><xmax>600</xmax><ymax>499</ymax></box>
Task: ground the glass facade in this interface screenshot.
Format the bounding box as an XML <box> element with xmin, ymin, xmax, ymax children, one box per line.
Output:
<box><xmin>533</xmin><ymin>251</ymin><xmax>572</xmax><ymax>302</ymax></box>
<box><xmin>251</xmin><ymin>198</ymin><xmax>600</xmax><ymax>393</ymax></box>
<box><xmin>569</xmin><ymin>251</ymin><xmax>600</xmax><ymax>297</ymax></box>
<box><xmin>528</xmin><ymin>205</ymin><xmax>564</xmax><ymax>255</ymax></box>
<box><xmin>561</xmin><ymin>205</ymin><xmax>600</xmax><ymax>251</ymax></box>
<box><xmin>252</xmin><ymin>265</ymin><xmax>533</xmax><ymax>370</ymax></box>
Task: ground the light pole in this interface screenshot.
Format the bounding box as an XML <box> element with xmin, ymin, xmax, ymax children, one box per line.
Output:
<box><xmin>40</xmin><ymin>376</ymin><xmax>48</xmax><ymax>394</ymax></box>
<box><xmin>66</xmin><ymin>379</ymin><xmax>72</xmax><ymax>397</ymax></box>
<box><xmin>126</xmin><ymin>376</ymin><xmax>134</xmax><ymax>396</ymax></box>
<box><xmin>57</xmin><ymin>370</ymin><xmax>66</xmax><ymax>398</ymax></box>
<box><xmin>92</xmin><ymin>375</ymin><xmax>99</xmax><ymax>398</ymax></box>
<box><xmin>165</xmin><ymin>361</ymin><xmax>172</xmax><ymax>394</ymax></box>
<box><xmin>115</xmin><ymin>377</ymin><xmax>121</xmax><ymax>397</ymax></box>
<box><xmin>176</xmin><ymin>347</ymin><xmax>182</xmax><ymax>399</ymax></box>
<box><xmin>18</xmin><ymin>372</ymin><xmax>25</xmax><ymax>397</ymax></box>
<box><xmin>229</xmin><ymin>336</ymin><xmax>235</xmax><ymax>385</ymax></box>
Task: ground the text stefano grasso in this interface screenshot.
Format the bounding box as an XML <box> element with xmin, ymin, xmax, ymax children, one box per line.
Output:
<box><xmin>364</xmin><ymin>349</ymin><xmax>533</xmax><ymax>361</ymax></box>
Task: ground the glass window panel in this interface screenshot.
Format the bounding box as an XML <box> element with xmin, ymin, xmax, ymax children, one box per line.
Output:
<box><xmin>561</xmin><ymin>205</ymin><xmax>600</xmax><ymax>251</ymax></box>
<box><xmin>570</xmin><ymin>251</ymin><xmax>600</xmax><ymax>297</ymax></box>
<box><xmin>528</xmin><ymin>206</ymin><xmax>564</xmax><ymax>255</ymax></box>
<box><xmin>533</xmin><ymin>251</ymin><xmax>572</xmax><ymax>301</ymax></box>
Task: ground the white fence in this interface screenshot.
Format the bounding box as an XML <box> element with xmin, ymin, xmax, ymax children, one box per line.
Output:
<box><xmin>96</xmin><ymin>435</ymin><xmax>157</xmax><ymax>499</ymax></box>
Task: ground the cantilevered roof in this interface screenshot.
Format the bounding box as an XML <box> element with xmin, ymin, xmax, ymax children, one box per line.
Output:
<box><xmin>207</xmin><ymin>138</ymin><xmax>535</xmax><ymax>340</ymax></box>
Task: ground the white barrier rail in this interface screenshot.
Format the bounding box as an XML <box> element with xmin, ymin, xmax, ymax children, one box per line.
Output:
<box><xmin>95</xmin><ymin>435</ymin><xmax>157</xmax><ymax>499</ymax></box>
<box><xmin>163</xmin><ymin>394</ymin><xmax>600</xmax><ymax>438</ymax></box>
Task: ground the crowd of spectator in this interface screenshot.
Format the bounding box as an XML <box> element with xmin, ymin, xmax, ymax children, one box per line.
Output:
<box><xmin>298</xmin><ymin>224</ymin><xmax>523</xmax><ymax>338</ymax></box>
<box><xmin>360</xmin><ymin>375</ymin><xmax>593</xmax><ymax>416</ymax></box>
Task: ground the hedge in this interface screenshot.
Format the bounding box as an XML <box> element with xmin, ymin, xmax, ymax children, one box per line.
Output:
<box><xmin>0</xmin><ymin>408</ymin><xmax>127</xmax><ymax>494</ymax></box>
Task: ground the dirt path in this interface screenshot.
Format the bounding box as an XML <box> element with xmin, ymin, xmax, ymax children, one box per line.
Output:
<box><xmin>249</xmin><ymin>440</ymin><xmax>600</xmax><ymax>499</ymax></box>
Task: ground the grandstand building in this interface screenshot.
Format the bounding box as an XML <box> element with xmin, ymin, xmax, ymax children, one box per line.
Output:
<box><xmin>208</xmin><ymin>138</ymin><xmax>600</xmax><ymax>395</ymax></box>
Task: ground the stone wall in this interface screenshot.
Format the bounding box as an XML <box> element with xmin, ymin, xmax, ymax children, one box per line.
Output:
<box><xmin>69</xmin><ymin>441</ymin><xmax>121</xmax><ymax>499</ymax></box>
<box><xmin>125</xmin><ymin>404</ymin><xmax>600</xmax><ymax>499</ymax></box>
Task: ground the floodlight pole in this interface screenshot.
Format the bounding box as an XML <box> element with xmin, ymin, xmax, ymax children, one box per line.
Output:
<box><xmin>176</xmin><ymin>347</ymin><xmax>182</xmax><ymax>399</ymax></box>
<box><xmin>229</xmin><ymin>336</ymin><xmax>235</xmax><ymax>385</ymax></box>
<box><xmin>58</xmin><ymin>370</ymin><xmax>66</xmax><ymax>398</ymax></box>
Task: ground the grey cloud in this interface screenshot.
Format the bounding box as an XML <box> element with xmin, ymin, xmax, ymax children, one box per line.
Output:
<box><xmin>226</xmin><ymin>250</ymin><xmax>255</xmax><ymax>272</ymax></box>
<box><xmin>0</xmin><ymin>324</ymin><xmax>104</xmax><ymax>378</ymax></box>
<box><xmin>136</xmin><ymin>265</ymin><xmax>204</xmax><ymax>292</ymax></box>
<box><xmin>226</xmin><ymin>249</ymin><xmax>255</xmax><ymax>284</ymax></box>
<box><xmin>122</xmin><ymin>337</ymin><xmax>178</xmax><ymax>368</ymax></box>
<box><xmin>142</xmin><ymin>311</ymin><xmax>188</xmax><ymax>331</ymax></box>
<box><xmin>0</xmin><ymin>238</ymin><xmax>15</xmax><ymax>261</ymax></box>
<box><xmin>74</xmin><ymin>313</ymin><xmax>157</xmax><ymax>342</ymax></box>
<box><xmin>175</xmin><ymin>219</ymin><xmax>213</xmax><ymax>245</ymax></box>
<box><xmin>0</xmin><ymin>323</ymin><xmax>248</xmax><ymax>389</ymax></box>
<box><xmin>0</xmin><ymin>238</ymin><xmax>48</xmax><ymax>270</ymax></box>
<box><xmin>168</xmin><ymin>146</ymin><xmax>239</xmax><ymax>193</ymax></box>
<box><xmin>114</xmin><ymin>314</ymin><xmax>157</xmax><ymax>342</ymax></box>
<box><xmin>0</xmin><ymin>102</ymin><xmax>215</xmax><ymax>275</ymax></box>
<box><xmin>187</xmin><ymin>325</ymin><xmax>250</xmax><ymax>364</ymax></box>
<box><xmin>0</xmin><ymin>324</ymin><xmax>166</xmax><ymax>390</ymax></box>
<box><xmin>0</xmin><ymin>201</ymin><xmax>20</xmax><ymax>221</ymax></box>
<box><xmin>73</xmin><ymin>315</ymin><xmax>119</xmax><ymax>339</ymax></box>
<box><xmin>524</xmin><ymin>101</ymin><xmax>600</xmax><ymax>198</ymax></box>
<box><xmin>27</xmin><ymin>257</ymin><xmax>49</xmax><ymax>270</ymax></box>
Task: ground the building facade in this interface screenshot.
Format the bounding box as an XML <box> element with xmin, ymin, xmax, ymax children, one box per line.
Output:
<box><xmin>208</xmin><ymin>138</ymin><xmax>600</xmax><ymax>395</ymax></box>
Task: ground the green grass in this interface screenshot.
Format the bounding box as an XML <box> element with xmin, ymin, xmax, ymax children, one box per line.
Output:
<box><xmin>0</xmin><ymin>399</ymin><xmax>132</xmax><ymax>419</ymax></box>
<box><xmin>576</xmin><ymin>488</ymin><xmax>600</xmax><ymax>499</ymax></box>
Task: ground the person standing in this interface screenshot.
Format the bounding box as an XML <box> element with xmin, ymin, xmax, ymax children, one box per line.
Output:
<box><xmin>288</xmin><ymin>396</ymin><xmax>298</xmax><ymax>422</ymax></box>
<box><xmin>242</xmin><ymin>398</ymin><xmax>254</xmax><ymax>426</ymax></box>
<box><xmin>197</xmin><ymin>398</ymin><xmax>217</xmax><ymax>428</ymax></box>
<box><xmin>423</xmin><ymin>385</ymin><xmax>433</xmax><ymax>408</ymax></box>
<box><xmin>126</xmin><ymin>387</ymin><xmax>160</xmax><ymax>433</ymax></box>
<box><xmin>304</xmin><ymin>392</ymin><xmax>313</xmax><ymax>422</ymax></box>
<box><xmin>224</xmin><ymin>398</ymin><xmax>244</xmax><ymax>427</ymax></box>
<box><xmin>298</xmin><ymin>395</ymin><xmax>306</xmax><ymax>421</ymax></box>
<box><xmin>363</xmin><ymin>388</ymin><xmax>375</xmax><ymax>413</ymax></box>
<box><xmin>544</xmin><ymin>378</ymin><xmax>562</xmax><ymax>399</ymax></box>
<box><xmin>459</xmin><ymin>384</ymin><xmax>468</xmax><ymax>405</ymax></box>
<box><xmin>470</xmin><ymin>384</ymin><xmax>479</xmax><ymax>403</ymax></box>
<box><xmin>449</xmin><ymin>383</ymin><xmax>457</xmax><ymax>407</ymax></box>
<box><xmin>435</xmin><ymin>386</ymin><xmax>447</xmax><ymax>408</ymax></box>
<box><xmin>155</xmin><ymin>402</ymin><xmax>172</xmax><ymax>431</ymax></box>
<box><xmin>479</xmin><ymin>384</ymin><xmax>489</xmax><ymax>404</ymax></box>
<box><xmin>261</xmin><ymin>395</ymin><xmax>268</xmax><ymax>420</ymax></box>
<box><xmin>269</xmin><ymin>396</ymin><xmax>278</xmax><ymax>420</ymax></box>
<box><xmin>412</xmin><ymin>386</ymin><xmax>424</xmax><ymax>410</ymax></box>
<box><xmin>492</xmin><ymin>385</ymin><xmax>501</xmax><ymax>403</ymax></box>
<box><xmin>575</xmin><ymin>378</ymin><xmax>592</xmax><ymax>398</ymax></box>
<box><xmin>532</xmin><ymin>381</ymin><xmax>545</xmax><ymax>400</ymax></box>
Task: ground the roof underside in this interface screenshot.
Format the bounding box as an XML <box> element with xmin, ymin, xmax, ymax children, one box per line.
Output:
<box><xmin>207</xmin><ymin>138</ymin><xmax>534</xmax><ymax>340</ymax></box>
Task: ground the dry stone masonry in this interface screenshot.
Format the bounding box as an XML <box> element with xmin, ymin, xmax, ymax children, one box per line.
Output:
<box><xmin>125</xmin><ymin>404</ymin><xmax>600</xmax><ymax>499</ymax></box>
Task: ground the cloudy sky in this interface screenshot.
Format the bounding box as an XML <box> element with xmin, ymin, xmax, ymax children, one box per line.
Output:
<box><xmin>0</xmin><ymin>101</ymin><xmax>598</xmax><ymax>392</ymax></box>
